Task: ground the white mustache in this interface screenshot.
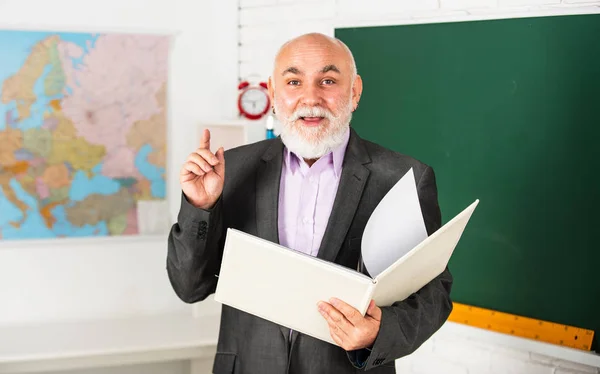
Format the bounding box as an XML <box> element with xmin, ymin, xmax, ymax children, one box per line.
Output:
<box><xmin>289</xmin><ymin>106</ymin><xmax>335</xmax><ymax>122</ymax></box>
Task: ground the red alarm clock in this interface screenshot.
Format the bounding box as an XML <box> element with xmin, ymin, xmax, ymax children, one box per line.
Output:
<box><xmin>238</xmin><ymin>80</ymin><xmax>270</xmax><ymax>120</ymax></box>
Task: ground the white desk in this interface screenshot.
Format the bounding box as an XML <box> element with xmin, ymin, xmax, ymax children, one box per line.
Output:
<box><xmin>2</xmin><ymin>312</ymin><xmax>598</xmax><ymax>373</ymax></box>
<box><xmin>0</xmin><ymin>313</ymin><xmax>219</xmax><ymax>374</ymax></box>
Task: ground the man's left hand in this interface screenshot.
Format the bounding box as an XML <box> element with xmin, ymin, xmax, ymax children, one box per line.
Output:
<box><xmin>317</xmin><ymin>298</ymin><xmax>382</xmax><ymax>351</ymax></box>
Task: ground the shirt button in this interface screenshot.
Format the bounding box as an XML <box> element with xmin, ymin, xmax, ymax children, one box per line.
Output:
<box><xmin>309</xmin><ymin>176</ymin><xmax>317</xmax><ymax>183</ymax></box>
<box><xmin>303</xmin><ymin>217</ymin><xmax>310</xmax><ymax>224</ymax></box>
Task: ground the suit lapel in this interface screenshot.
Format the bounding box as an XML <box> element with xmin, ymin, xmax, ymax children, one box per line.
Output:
<box><xmin>254</xmin><ymin>140</ymin><xmax>292</xmax><ymax>342</ymax></box>
<box><xmin>316</xmin><ymin>129</ymin><xmax>371</xmax><ymax>263</ymax></box>
<box><xmin>255</xmin><ymin>139</ymin><xmax>284</xmax><ymax>244</ymax></box>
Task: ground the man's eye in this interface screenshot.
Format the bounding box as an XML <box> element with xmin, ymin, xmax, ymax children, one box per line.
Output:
<box><xmin>322</xmin><ymin>79</ymin><xmax>335</xmax><ymax>85</ymax></box>
<box><xmin>288</xmin><ymin>80</ymin><xmax>300</xmax><ymax>86</ymax></box>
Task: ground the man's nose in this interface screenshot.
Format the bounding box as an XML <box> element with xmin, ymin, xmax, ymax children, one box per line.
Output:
<box><xmin>301</xmin><ymin>84</ymin><xmax>323</xmax><ymax>107</ymax></box>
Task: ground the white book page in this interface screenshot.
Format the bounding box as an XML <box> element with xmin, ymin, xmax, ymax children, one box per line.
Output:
<box><xmin>372</xmin><ymin>200</ymin><xmax>479</xmax><ymax>307</ymax></box>
<box><xmin>361</xmin><ymin>168</ymin><xmax>428</xmax><ymax>277</ymax></box>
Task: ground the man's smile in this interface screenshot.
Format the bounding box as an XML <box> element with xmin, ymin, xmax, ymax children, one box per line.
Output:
<box><xmin>299</xmin><ymin>116</ymin><xmax>324</xmax><ymax>126</ymax></box>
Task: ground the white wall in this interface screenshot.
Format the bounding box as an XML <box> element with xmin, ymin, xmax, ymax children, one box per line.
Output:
<box><xmin>238</xmin><ymin>0</ymin><xmax>600</xmax><ymax>373</ymax></box>
<box><xmin>0</xmin><ymin>0</ymin><xmax>237</xmax><ymax>373</ymax></box>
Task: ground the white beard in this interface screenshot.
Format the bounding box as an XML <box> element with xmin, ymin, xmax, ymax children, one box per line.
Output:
<box><xmin>275</xmin><ymin>100</ymin><xmax>353</xmax><ymax>160</ymax></box>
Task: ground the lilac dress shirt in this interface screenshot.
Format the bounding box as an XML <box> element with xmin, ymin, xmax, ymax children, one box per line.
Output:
<box><xmin>277</xmin><ymin>128</ymin><xmax>350</xmax><ymax>340</ymax></box>
<box><xmin>278</xmin><ymin>129</ymin><xmax>351</xmax><ymax>256</ymax></box>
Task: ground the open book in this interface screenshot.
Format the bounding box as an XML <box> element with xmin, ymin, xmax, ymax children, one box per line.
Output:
<box><xmin>214</xmin><ymin>168</ymin><xmax>479</xmax><ymax>346</ymax></box>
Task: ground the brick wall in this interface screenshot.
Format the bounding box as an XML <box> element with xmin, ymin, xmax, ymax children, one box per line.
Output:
<box><xmin>397</xmin><ymin>323</ymin><xmax>599</xmax><ymax>373</ymax></box>
<box><xmin>238</xmin><ymin>0</ymin><xmax>600</xmax><ymax>79</ymax></box>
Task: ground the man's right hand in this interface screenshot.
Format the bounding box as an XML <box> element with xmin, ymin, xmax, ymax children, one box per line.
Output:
<box><xmin>180</xmin><ymin>129</ymin><xmax>225</xmax><ymax>210</ymax></box>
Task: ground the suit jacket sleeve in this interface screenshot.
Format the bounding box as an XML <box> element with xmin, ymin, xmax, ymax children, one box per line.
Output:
<box><xmin>166</xmin><ymin>192</ymin><xmax>225</xmax><ymax>303</ymax></box>
<box><xmin>348</xmin><ymin>166</ymin><xmax>453</xmax><ymax>371</ymax></box>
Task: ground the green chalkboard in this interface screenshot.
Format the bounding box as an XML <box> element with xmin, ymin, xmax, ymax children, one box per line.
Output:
<box><xmin>336</xmin><ymin>13</ymin><xmax>600</xmax><ymax>351</ymax></box>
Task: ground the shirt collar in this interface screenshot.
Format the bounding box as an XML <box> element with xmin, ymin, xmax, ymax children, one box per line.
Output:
<box><xmin>283</xmin><ymin>128</ymin><xmax>350</xmax><ymax>178</ymax></box>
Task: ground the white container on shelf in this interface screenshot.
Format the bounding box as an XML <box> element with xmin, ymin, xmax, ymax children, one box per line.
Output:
<box><xmin>197</xmin><ymin>119</ymin><xmax>268</xmax><ymax>152</ymax></box>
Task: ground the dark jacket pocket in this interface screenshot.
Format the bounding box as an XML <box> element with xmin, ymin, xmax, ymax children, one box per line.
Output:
<box><xmin>212</xmin><ymin>352</ymin><xmax>236</xmax><ymax>374</ymax></box>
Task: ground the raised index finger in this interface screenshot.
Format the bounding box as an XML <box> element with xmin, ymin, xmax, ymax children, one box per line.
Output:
<box><xmin>199</xmin><ymin>129</ymin><xmax>211</xmax><ymax>150</ymax></box>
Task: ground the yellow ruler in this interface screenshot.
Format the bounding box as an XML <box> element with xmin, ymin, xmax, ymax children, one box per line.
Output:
<box><xmin>448</xmin><ymin>302</ymin><xmax>595</xmax><ymax>351</ymax></box>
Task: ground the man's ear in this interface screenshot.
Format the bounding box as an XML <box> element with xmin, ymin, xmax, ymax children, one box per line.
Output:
<box><xmin>267</xmin><ymin>76</ymin><xmax>275</xmax><ymax>108</ymax></box>
<box><xmin>352</xmin><ymin>75</ymin><xmax>363</xmax><ymax>111</ymax></box>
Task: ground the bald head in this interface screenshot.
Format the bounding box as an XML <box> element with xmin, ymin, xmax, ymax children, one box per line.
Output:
<box><xmin>272</xmin><ymin>33</ymin><xmax>357</xmax><ymax>85</ymax></box>
<box><xmin>266</xmin><ymin>32</ymin><xmax>363</xmax><ymax>162</ymax></box>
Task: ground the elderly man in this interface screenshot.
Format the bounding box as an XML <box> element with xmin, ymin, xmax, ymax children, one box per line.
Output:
<box><xmin>167</xmin><ymin>33</ymin><xmax>452</xmax><ymax>374</ymax></box>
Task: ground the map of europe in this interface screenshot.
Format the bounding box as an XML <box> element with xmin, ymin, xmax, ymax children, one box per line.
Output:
<box><xmin>0</xmin><ymin>30</ymin><xmax>169</xmax><ymax>240</ymax></box>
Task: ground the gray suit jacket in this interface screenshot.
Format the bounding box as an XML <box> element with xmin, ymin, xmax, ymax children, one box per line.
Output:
<box><xmin>167</xmin><ymin>128</ymin><xmax>453</xmax><ymax>374</ymax></box>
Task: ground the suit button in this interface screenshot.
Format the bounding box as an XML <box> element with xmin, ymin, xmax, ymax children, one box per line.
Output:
<box><xmin>198</xmin><ymin>221</ymin><xmax>208</xmax><ymax>239</ymax></box>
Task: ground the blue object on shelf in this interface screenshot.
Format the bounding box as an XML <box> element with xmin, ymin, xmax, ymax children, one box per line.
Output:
<box><xmin>266</xmin><ymin>114</ymin><xmax>276</xmax><ymax>139</ymax></box>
